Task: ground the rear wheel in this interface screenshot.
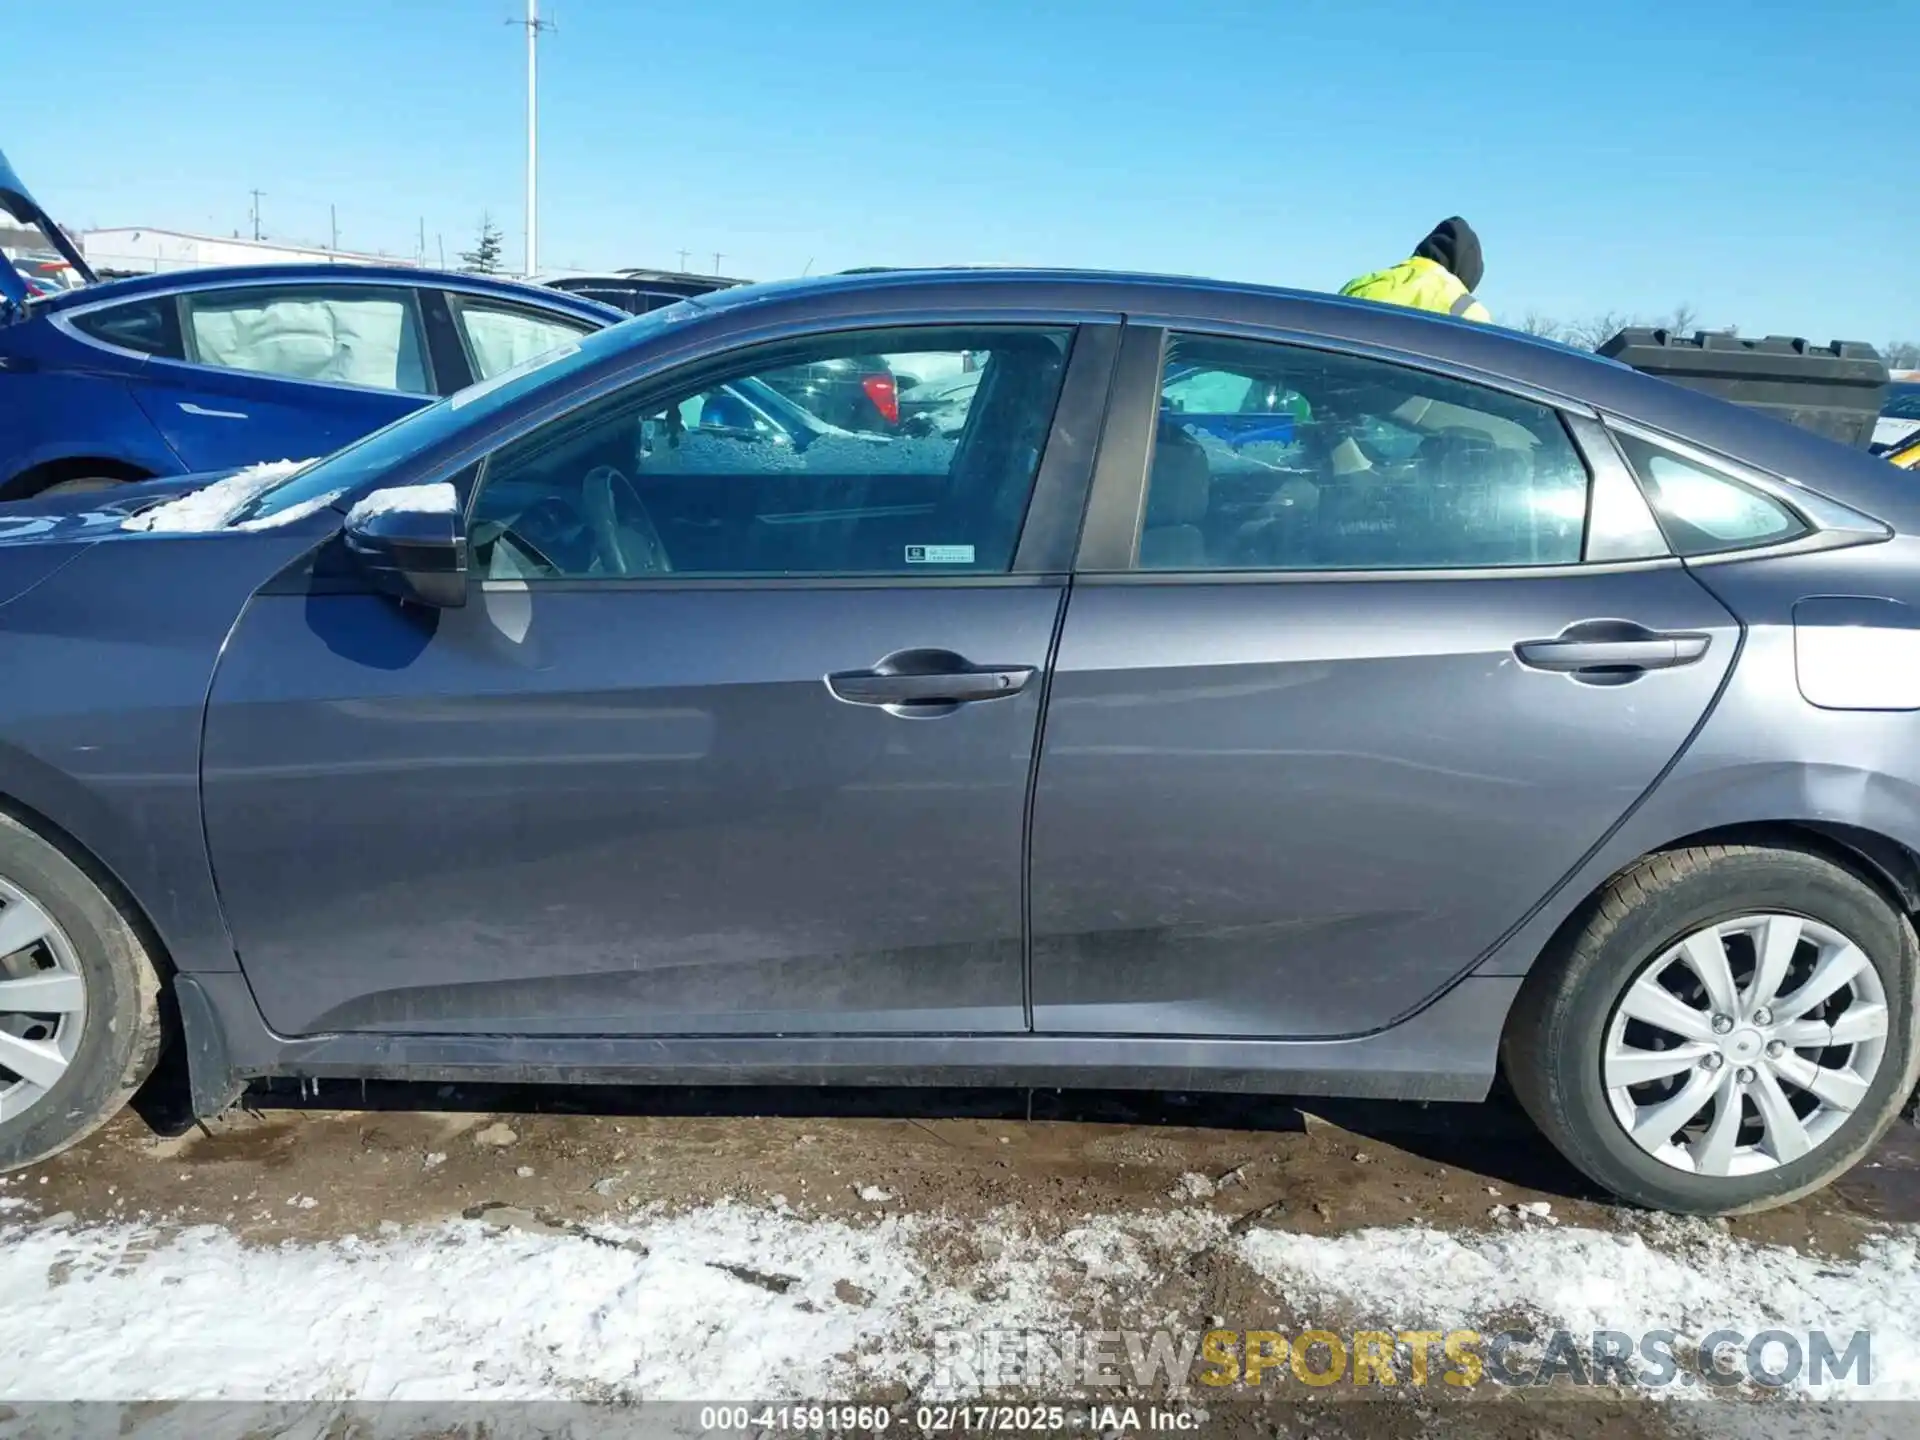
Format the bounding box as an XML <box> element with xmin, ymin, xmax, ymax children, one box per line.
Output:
<box><xmin>0</xmin><ymin>814</ymin><xmax>162</xmax><ymax>1172</ymax></box>
<box><xmin>1505</xmin><ymin>844</ymin><xmax>1918</xmax><ymax>1213</ymax></box>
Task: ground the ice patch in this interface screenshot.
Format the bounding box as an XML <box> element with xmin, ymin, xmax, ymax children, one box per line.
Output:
<box><xmin>345</xmin><ymin>482</ymin><xmax>458</xmax><ymax>527</ymax></box>
<box><xmin>120</xmin><ymin>459</ymin><xmax>312</xmax><ymax>533</ymax></box>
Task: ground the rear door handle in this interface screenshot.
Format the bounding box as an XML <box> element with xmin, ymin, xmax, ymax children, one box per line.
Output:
<box><xmin>826</xmin><ymin>648</ymin><xmax>1035</xmax><ymax>714</ymax></box>
<box><xmin>179</xmin><ymin>402</ymin><xmax>249</xmax><ymax>420</ymax></box>
<box><xmin>1515</xmin><ymin>626</ymin><xmax>1711</xmax><ymax>675</ymax></box>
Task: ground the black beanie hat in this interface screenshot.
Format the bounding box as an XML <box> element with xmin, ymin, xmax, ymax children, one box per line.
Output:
<box><xmin>1414</xmin><ymin>217</ymin><xmax>1484</xmax><ymax>293</ymax></box>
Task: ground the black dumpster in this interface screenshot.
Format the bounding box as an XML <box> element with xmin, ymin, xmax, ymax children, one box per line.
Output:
<box><xmin>1597</xmin><ymin>328</ymin><xmax>1888</xmax><ymax>450</ymax></box>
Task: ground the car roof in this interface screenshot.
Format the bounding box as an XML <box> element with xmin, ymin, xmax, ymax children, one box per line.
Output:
<box><xmin>676</xmin><ymin>267</ymin><xmax>1920</xmax><ymax>526</ymax></box>
<box><xmin>33</xmin><ymin>262</ymin><xmax>625</xmax><ymax>323</ymax></box>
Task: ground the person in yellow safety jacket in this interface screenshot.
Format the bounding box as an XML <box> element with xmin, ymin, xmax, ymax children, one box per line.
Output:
<box><xmin>1339</xmin><ymin>216</ymin><xmax>1491</xmax><ymax>323</ymax></box>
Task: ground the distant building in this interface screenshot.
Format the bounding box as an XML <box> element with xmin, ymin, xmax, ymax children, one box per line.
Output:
<box><xmin>80</xmin><ymin>228</ymin><xmax>423</xmax><ymax>276</ymax></box>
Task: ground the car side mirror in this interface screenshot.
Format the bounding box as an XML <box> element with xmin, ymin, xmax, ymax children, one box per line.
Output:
<box><xmin>343</xmin><ymin>484</ymin><xmax>467</xmax><ymax>609</ymax></box>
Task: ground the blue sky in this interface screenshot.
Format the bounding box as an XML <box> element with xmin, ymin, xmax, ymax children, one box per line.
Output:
<box><xmin>8</xmin><ymin>0</ymin><xmax>1915</xmax><ymax>341</ymax></box>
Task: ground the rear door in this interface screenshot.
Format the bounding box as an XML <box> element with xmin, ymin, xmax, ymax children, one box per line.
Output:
<box><xmin>201</xmin><ymin>320</ymin><xmax>1116</xmax><ymax>1037</ymax></box>
<box><xmin>129</xmin><ymin>281</ymin><xmax>435</xmax><ymax>469</ymax></box>
<box><xmin>1028</xmin><ymin>325</ymin><xmax>1739</xmax><ymax>1038</ymax></box>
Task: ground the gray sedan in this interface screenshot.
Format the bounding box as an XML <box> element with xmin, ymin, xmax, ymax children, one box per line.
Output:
<box><xmin>0</xmin><ymin>267</ymin><xmax>1913</xmax><ymax>1214</ymax></box>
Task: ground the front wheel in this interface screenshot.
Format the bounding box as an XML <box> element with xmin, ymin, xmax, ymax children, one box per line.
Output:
<box><xmin>1504</xmin><ymin>844</ymin><xmax>1918</xmax><ymax>1214</ymax></box>
<box><xmin>0</xmin><ymin>814</ymin><xmax>163</xmax><ymax>1172</ymax></box>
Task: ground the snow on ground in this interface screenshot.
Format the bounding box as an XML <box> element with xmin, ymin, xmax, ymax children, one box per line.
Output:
<box><xmin>1236</xmin><ymin>1217</ymin><xmax>1920</xmax><ymax>1400</ymax></box>
<box><xmin>121</xmin><ymin>459</ymin><xmax>312</xmax><ymax>532</ymax></box>
<box><xmin>0</xmin><ymin>1203</ymin><xmax>1212</xmax><ymax>1403</ymax></box>
<box><xmin>0</xmin><ymin>1200</ymin><xmax>1913</xmax><ymax>1404</ymax></box>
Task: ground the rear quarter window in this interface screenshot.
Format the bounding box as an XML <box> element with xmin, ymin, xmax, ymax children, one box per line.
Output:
<box><xmin>1614</xmin><ymin>433</ymin><xmax>1808</xmax><ymax>556</ymax></box>
<box><xmin>67</xmin><ymin>297</ymin><xmax>182</xmax><ymax>358</ymax></box>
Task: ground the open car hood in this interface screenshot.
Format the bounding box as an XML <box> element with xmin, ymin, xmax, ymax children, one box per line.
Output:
<box><xmin>0</xmin><ymin>147</ymin><xmax>96</xmax><ymax>308</ymax></box>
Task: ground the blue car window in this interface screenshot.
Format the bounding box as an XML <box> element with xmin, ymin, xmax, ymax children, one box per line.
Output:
<box><xmin>1135</xmin><ymin>333</ymin><xmax>1591</xmax><ymax>572</ymax></box>
<box><xmin>450</xmin><ymin>297</ymin><xmax>598</xmax><ymax>382</ymax></box>
<box><xmin>179</xmin><ymin>285</ymin><xmax>432</xmax><ymax>395</ymax></box>
<box><xmin>69</xmin><ymin>297</ymin><xmax>181</xmax><ymax>358</ymax></box>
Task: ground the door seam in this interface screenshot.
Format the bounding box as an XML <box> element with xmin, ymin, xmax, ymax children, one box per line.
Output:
<box><xmin>1019</xmin><ymin>582</ymin><xmax>1073</xmax><ymax>1031</ymax></box>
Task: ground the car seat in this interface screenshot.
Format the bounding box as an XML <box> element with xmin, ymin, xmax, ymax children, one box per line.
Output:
<box><xmin>1138</xmin><ymin>424</ymin><xmax>1211</xmax><ymax>569</ymax></box>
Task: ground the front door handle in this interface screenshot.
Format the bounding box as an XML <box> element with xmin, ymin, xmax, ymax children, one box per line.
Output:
<box><xmin>826</xmin><ymin>648</ymin><xmax>1035</xmax><ymax>715</ymax></box>
<box><xmin>179</xmin><ymin>402</ymin><xmax>249</xmax><ymax>420</ymax></box>
<box><xmin>1515</xmin><ymin>622</ymin><xmax>1711</xmax><ymax>677</ymax></box>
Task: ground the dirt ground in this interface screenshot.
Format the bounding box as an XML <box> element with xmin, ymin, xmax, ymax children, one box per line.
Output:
<box><xmin>20</xmin><ymin>1079</ymin><xmax>1915</xmax><ymax>1252</ymax></box>
<box><xmin>5</xmin><ymin>1081</ymin><xmax>1915</xmax><ymax>1439</ymax></box>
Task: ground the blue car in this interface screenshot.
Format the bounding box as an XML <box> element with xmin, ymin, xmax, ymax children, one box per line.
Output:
<box><xmin>0</xmin><ymin>149</ymin><xmax>622</xmax><ymax>499</ymax></box>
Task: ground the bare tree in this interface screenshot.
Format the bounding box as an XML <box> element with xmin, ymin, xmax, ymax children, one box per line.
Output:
<box><xmin>1885</xmin><ymin>340</ymin><xmax>1920</xmax><ymax>370</ymax></box>
<box><xmin>1660</xmin><ymin>303</ymin><xmax>1699</xmax><ymax>337</ymax></box>
<box><xmin>1519</xmin><ymin>311</ymin><xmax>1565</xmax><ymax>341</ymax></box>
<box><xmin>1566</xmin><ymin>311</ymin><xmax>1639</xmax><ymax>352</ymax></box>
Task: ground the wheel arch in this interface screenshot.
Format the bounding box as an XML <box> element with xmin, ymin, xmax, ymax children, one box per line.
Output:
<box><xmin>0</xmin><ymin>455</ymin><xmax>154</xmax><ymax>503</ymax></box>
<box><xmin>1497</xmin><ymin>819</ymin><xmax>1920</xmax><ymax>1046</ymax></box>
<box><xmin>0</xmin><ymin>785</ymin><xmax>178</xmax><ymax>983</ymax></box>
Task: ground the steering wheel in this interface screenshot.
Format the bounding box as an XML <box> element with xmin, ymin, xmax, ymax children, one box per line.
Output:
<box><xmin>581</xmin><ymin>464</ymin><xmax>671</xmax><ymax>576</ymax></box>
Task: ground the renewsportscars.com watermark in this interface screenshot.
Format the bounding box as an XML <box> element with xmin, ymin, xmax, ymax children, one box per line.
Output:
<box><xmin>933</xmin><ymin>1326</ymin><xmax>1873</xmax><ymax>1392</ymax></box>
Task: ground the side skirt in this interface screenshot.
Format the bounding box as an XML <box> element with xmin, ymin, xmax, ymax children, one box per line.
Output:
<box><xmin>177</xmin><ymin>971</ymin><xmax>1520</xmax><ymax>1117</ymax></box>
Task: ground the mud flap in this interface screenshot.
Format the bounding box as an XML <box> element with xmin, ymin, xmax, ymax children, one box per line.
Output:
<box><xmin>173</xmin><ymin>973</ymin><xmax>247</xmax><ymax>1119</ymax></box>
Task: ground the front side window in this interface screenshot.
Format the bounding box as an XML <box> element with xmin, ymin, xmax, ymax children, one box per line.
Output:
<box><xmin>1613</xmin><ymin>433</ymin><xmax>1807</xmax><ymax>556</ymax></box>
<box><xmin>179</xmin><ymin>285</ymin><xmax>432</xmax><ymax>394</ymax></box>
<box><xmin>468</xmin><ymin>325</ymin><xmax>1072</xmax><ymax>580</ymax></box>
<box><xmin>451</xmin><ymin>296</ymin><xmax>599</xmax><ymax>382</ymax></box>
<box><xmin>1135</xmin><ymin>334</ymin><xmax>1591</xmax><ymax>571</ymax></box>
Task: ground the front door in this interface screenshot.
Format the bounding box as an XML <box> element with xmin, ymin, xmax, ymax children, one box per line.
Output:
<box><xmin>202</xmin><ymin>322</ymin><xmax>1095</xmax><ymax>1037</ymax></box>
<box><xmin>1030</xmin><ymin>328</ymin><xmax>1739</xmax><ymax>1038</ymax></box>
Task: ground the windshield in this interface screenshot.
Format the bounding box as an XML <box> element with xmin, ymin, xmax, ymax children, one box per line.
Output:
<box><xmin>233</xmin><ymin>303</ymin><xmax>691</xmax><ymax>524</ymax></box>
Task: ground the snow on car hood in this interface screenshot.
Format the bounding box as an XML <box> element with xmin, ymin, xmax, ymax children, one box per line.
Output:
<box><xmin>120</xmin><ymin>459</ymin><xmax>328</xmax><ymax>533</ymax></box>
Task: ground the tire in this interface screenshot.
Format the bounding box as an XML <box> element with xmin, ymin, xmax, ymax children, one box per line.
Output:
<box><xmin>0</xmin><ymin>813</ymin><xmax>163</xmax><ymax>1172</ymax></box>
<box><xmin>1504</xmin><ymin>844</ymin><xmax>1919</xmax><ymax>1214</ymax></box>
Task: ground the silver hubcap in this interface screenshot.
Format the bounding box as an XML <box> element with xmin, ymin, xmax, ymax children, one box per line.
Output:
<box><xmin>1604</xmin><ymin>913</ymin><xmax>1889</xmax><ymax>1177</ymax></box>
<box><xmin>0</xmin><ymin>876</ymin><xmax>87</xmax><ymax>1122</ymax></box>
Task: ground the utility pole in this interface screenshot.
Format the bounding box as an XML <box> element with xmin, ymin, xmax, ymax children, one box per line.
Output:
<box><xmin>510</xmin><ymin>0</ymin><xmax>556</xmax><ymax>275</ymax></box>
<box><xmin>418</xmin><ymin>218</ymin><xmax>426</xmax><ymax>265</ymax></box>
<box><xmin>329</xmin><ymin>204</ymin><xmax>339</xmax><ymax>251</ymax></box>
<box><xmin>676</xmin><ymin>249</ymin><xmax>690</xmax><ymax>271</ymax></box>
<box><xmin>712</xmin><ymin>252</ymin><xmax>724</xmax><ymax>275</ymax></box>
<box><xmin>248</xmin><ymin>189</ymin><xmax>266</xmax><ymax>242</ymax></box>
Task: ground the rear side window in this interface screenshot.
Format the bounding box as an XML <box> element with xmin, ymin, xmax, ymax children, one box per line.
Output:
<box><xmin>1613</xmin><ymin>433</ymin><xmax>1808</xmax><ymax>556</ymax></box>
<box><xmin>179</xmin><ymin>285</ymin><xmax>433</xmax><ymax>394</ymax></box>
<box><xmin>69</xmin><ymin>297</ymin><xmax>181</xmax><ymax>358</ymax></box>
<box><xmin>1136</xmin><ymin>333</ymin><xmax>1591</xmax><ymax>571</ymax></box>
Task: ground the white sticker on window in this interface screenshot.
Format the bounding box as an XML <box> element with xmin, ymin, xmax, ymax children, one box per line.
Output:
<box><xmin>905</xmin><ymin>544</ymin><xmax>975</xmax><ymax>564</ymax></box>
